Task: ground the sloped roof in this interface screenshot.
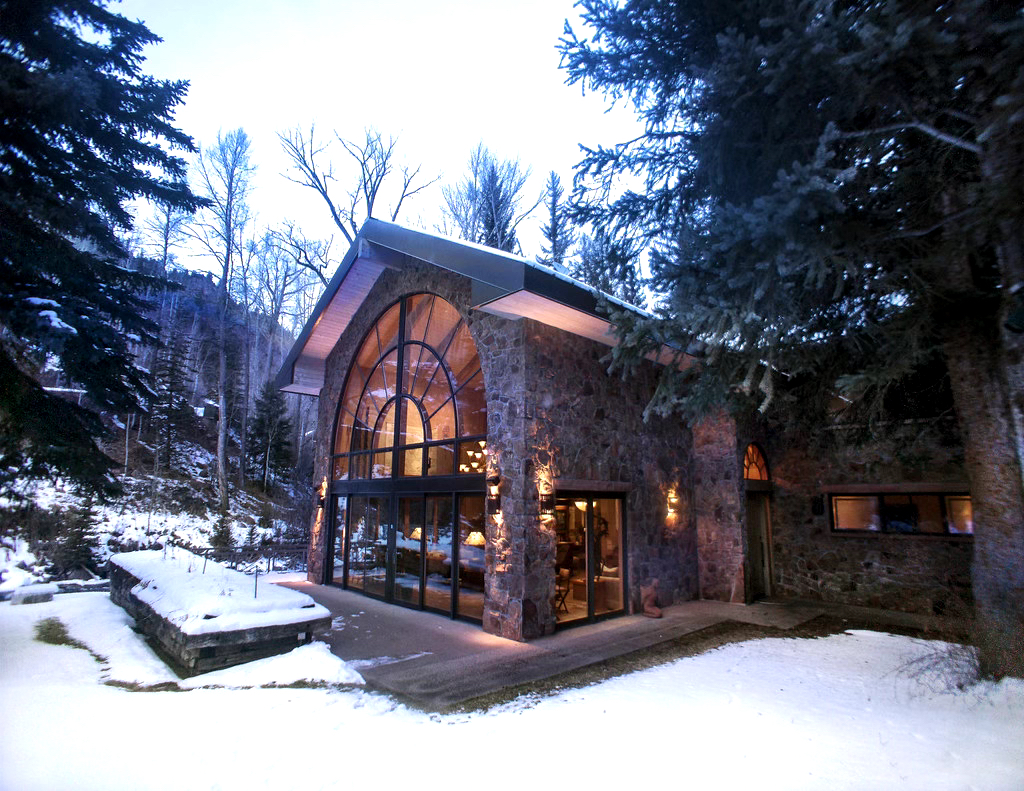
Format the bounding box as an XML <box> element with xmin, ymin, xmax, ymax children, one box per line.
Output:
<box><xmin>276</xmin><ymin>219</ymin><xmax>694</xmax><ymax>396</ymax></box>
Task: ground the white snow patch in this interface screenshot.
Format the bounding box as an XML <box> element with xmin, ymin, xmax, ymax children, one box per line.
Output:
<box><xmin>179</xmin><ymin>642</ymin><xmax>362</xmax><ymax>688</ymax></box>
<box><xmin>1</xmin><ymin>595</ymin><xmax>1022</xmax><ymax>791</ymax></box>
<box><xmin>110</xmin><ymin>548</ymin><xmax>329</xmax><ymax>634</ymax></box>
<box><xmin>38</xmin><ymin>309</ymin><xmax>77</xmax><ymax>334</ymax></box>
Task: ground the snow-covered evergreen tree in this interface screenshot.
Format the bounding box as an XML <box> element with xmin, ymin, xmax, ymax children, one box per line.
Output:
<box><xmin>0</xmin><ymin>0</ymin><xmax>200</xmax><ymax>500</ymax></box>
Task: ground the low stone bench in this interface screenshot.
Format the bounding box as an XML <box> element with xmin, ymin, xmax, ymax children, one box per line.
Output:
<box><xmin>109</xmin><ymin>550</ymin><xmax>331</xmax><ymax>675</ymax></box>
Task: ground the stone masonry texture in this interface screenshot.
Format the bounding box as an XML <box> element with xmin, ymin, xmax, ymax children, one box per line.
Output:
<box><xmin>307</xmin><ymin>263</ymin><xmax>697</xmax><ymax>641</ymax></box>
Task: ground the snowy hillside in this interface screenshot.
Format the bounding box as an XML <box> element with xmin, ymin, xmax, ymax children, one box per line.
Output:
<box><xmin>0</xmin><ymin>441</ymin><xmax>308</xmax><ymax>594</ymax></box>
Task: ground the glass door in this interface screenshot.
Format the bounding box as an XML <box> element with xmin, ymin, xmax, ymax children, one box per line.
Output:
<box><xmin>336</xmin><ymin>491</ymin><xmax>484</xmax><ymax>621</ymax></box>
<box><xmin>331</xmin><ymin>496</ymin><xmax>348</xmax><ymax>585</ymax></box>
<box><xmin>394</xmin><ymin>496</ymin><xmax>424</xmax><ymax>606</ymax></box>
<box><xmin>346</xmin><ymin>495</ymin><xmax>391</xmax><ymax>598</ymax></box>
<box><xmin>423</xmin><ymin>495</ymin><xmax>454</xmax><ymax>614</ymax></box>
<box><xmin>554</xmin><ymin>494</ymin><xmax>625</xmax><ymax>625</ymax></box>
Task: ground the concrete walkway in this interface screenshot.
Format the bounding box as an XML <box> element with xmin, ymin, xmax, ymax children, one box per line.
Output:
<box><xmin>279</xmin><ymin>581</ymin><xmax>955</xmax><ymax>710</ymax></box>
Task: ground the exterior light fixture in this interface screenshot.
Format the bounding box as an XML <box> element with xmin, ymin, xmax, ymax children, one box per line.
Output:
<box><xmin>540</xmin><ymin>492</ymin><xmax>555</xmax><ymax>514</ymax></box>
<box><xmin>486</xmin><ymin>473</ymin><xmax>501</xmax><ymax>513</ymax></box>
<box><xmin>667</xmin><ymin>489</ymin><xmax>679</xmax><ymax>516</ymax></box>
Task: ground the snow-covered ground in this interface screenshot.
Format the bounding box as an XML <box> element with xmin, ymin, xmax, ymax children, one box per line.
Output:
<box><xmin>1</xmin><ymin>592</ymin><xmax>1022</xmax><ymax>791</ymax></box>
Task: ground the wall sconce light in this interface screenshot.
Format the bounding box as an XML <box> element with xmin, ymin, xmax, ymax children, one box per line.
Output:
<box><xmin>316</xmin><ymin>477</ymin><xmax>328</xmax><ymax>510</ymax></box>
<box><xmin>540</xmin><ymin>492</ymin><xmax>555</xmax><ymax>514</ymax></box>
<box><xmin>667</xmin><ymin>489</ymin><xmax>679</xmax><ymax>517</ymax></box>
<box><xmin>486</xmin><ymin>472</ymin><xmax>501</xmax><ymax>513</ymax></box>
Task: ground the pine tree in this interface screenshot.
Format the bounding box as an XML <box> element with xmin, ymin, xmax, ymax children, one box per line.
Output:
<box><xmin>538</xmin><ymin>171</ymin><xmax>577</xmax><ymax>271</ymax></box>
<box><xmin>571</xmin><ymin>232</ymin><xmax>646</xmax><ymax>309</ymax></box>
<box><xmin>440</xmin><ymin>143</ymin><xmax>542</xmax><ymax>254</ymax></box>
<box><xmin>0</xmin><ymin>0</ymin><xmax>200</xmax><ymax>500</ymax></box>
<box><xmin>211</xmin><ymin>514</ymin><xmax>234</xmax><ymax>549</ymax></box>
<box><xmin>247</xmin><ymin>380</ymin><xmax>293</xmax><ymax>493</ymax></box>
<box><xmin>151</xmin><ymin>333</ymin><xmax>193</xmax><ymax>473</ymax></box>
<box><xmin>561</xmin><ymin>0</ymin><xmax>1024</xmax><ymax>678</ymax></box>
<box><xmin>52</xmin><ymin>497</ymin><xmax>101</xmax><ymax>577</ymax></box>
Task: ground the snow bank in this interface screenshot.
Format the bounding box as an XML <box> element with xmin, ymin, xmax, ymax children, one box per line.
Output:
<box><xmin>1</xmin><ymin>592</ymin><xmax>1022</xmax><ymax>791</ymax></box>
<box><xmin>109</xmin><ymin>548</ymin><xmax>329</xmax><ymax>634</ymax></box>
<box><xmin>0</xmin><ymin>537</ymin><xmax>46</xmax><ymax>594</ymax></box>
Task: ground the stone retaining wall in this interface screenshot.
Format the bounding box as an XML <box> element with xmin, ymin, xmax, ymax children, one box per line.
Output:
<box><xmin>109</xmin><ymin>562</ymin><xmax>330</xmax><ymax>674</ymax></box>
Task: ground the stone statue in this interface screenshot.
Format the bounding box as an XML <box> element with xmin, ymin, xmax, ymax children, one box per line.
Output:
<box><xmin>641</xmin><ymin>578</ymin><xmax>662</xmax><ymax>618</ymax></box>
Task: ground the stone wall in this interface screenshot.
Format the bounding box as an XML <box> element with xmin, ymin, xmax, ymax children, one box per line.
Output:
<box><xmin>307</xmin><ymin>262</ymin><xmax>698</xmax><ymax>640</ymax></box>
<box><xmin>522</xmin><ymin>320</ymin><xmax>697</xmax><ymax>635</ymax></box>
<box><xmin>693</xmin><ymin>414</ymin><xmax>745</xmax><ymax>602</ymax></box>
<box><xmin>762</xmin><ymin>426</ymin><xmax>974</xmax><ymax>615</ymax></box>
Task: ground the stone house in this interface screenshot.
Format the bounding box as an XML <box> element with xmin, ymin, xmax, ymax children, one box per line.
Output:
<box><xmin>277</xmin><ymin>220</ymin><xmax>973</xmax><ymax>641</ymax></box>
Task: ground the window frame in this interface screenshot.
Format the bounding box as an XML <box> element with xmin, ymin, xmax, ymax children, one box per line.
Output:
<box><xmin>828</xmin><ymin>490</ymin><xmax>973</xmax><ymax>537</ymax></box>
<box><xmin>330</xmin><ymin>293</ymin><xmax>487</xmax><ymax>486</ymax></box>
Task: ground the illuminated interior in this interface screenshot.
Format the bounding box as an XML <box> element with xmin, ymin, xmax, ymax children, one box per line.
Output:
<box><xmin>329</xmin><ymin>294</ymin><xmax>488</xmax><ymax>621</ymax></box>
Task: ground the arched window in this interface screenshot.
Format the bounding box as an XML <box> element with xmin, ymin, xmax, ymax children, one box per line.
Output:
<box><xmin>332</xmin><ymin>294</ymin><xmax>487</xmax><ymax>480</ymax></box>
<box><xmin>743</xmin><ymin>444</ymin><xmax>769</xmax><ymax>482</ymax></box>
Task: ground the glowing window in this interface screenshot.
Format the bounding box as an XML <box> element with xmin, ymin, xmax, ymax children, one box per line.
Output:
<box><xmin>333</xmin><ymin>294</ymin><xmax>487</xmax><ymax>480</ymax></box>
<box><xmin>830</xmin><ymin>493</ymin><xmax>973</xmax><ymax>535</ymax></box>
<box><xmin>743</xmin><ymin>444</ymin><xmax>769</xmax><ymax>481</ymax></box>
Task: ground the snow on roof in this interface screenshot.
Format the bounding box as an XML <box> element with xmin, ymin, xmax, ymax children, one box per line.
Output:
<box><xmin>109</xmin><ymin>549</ymin><xmax>329</xmax><ymax>635</ymax></box>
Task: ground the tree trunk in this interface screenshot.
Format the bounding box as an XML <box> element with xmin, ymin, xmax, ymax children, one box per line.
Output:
<box><xmin>216</xmin><ymin>286</ymin><xmax>229</xmax><ymax>515</ymax></box>
<box><xmin>943</xmin><ymin>317</ymin><xmax>1024</xmax><ymax>679</ymax></box>
<box><xmin>238</xmin><ymin>306</ymin><xmax>251</xmax><ymax>490</ymax></box>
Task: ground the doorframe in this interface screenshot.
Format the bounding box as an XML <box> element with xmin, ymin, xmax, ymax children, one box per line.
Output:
<box><xmin>553</xmin><ymin>490</ymin><xmax>628</xmax><ymax>628</ymax></box>
<box><xmin>744</xmin><ymin>484</ymin><xmax>774</xmax><ymax>600</ymax></box>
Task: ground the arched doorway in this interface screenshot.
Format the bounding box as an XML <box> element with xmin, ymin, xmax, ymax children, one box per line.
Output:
<box><xmin>744</xmin><ymin>443</ymin><xmax>773</xmax><ymax>599</ymax></box>
<box><xmin>327</xmin><ymin>294</ymin><xmax>488</xmax><ymax>621</ymax></box>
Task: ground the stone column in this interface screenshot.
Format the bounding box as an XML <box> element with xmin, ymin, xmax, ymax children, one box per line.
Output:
<box><xmin>693</xmin><ymin>413</ymin><xmax>745</xmax><ymax>602</ymax></box>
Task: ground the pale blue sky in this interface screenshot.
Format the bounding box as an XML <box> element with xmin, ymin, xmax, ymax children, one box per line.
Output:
<box><xmin>116</xmin><ymin>0</ymin><xmax>641</xmax><ymax>261</ymax></box>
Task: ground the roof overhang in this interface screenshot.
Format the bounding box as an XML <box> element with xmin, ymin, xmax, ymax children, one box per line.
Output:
<box><xmin>276</xmin><ymin>219</ymin><xmax>695</xmax><ymax>396</ymax></box>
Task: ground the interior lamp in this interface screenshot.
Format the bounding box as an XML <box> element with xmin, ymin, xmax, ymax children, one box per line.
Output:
<box><xmin>574</xmin><ymin>499</ymin><xmax>588</xmax><ymax>512</ymax></box>
<box><xmin>464</xmin><ymin>530</ymin><xmax>486</xmax><ymax>547</ymax></box>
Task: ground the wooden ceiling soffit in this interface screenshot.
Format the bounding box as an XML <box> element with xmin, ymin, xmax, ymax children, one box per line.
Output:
<box><xmin>279</xmin><ymin>255</ymin><xmax>387</xmax><ymax>395</ymax></box>
<box><xmin>474</xmin><ymin>290</ymin><xmax>694</xmax><ymax>371</ymax></box>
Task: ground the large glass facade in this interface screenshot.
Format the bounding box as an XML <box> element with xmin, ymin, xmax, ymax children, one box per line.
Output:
<box><xmin>328</xmin><ymin>294</ymin><xmax>488</xmax><ymax>621</ymax></box>
<box><xmin>332</xmin><ymin>294</ymin><xmax>486</xmax><ymax>480</ymax></box>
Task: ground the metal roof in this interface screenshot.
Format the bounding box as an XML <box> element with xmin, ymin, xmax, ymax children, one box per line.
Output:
<box><xmin>276</xmin><ymin>219</ymin><xmax>695</xmax><ymax>396</ymax></box>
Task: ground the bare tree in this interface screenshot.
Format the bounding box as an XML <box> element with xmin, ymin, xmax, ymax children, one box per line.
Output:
<box><xmin>272</xmin><ymin>220</ymin><xmax>335</xmax><ymax>287</ymax></box>
<box><xmin>279</xmin><ymin>125</ymin><xmax>437</xmax><ymax>274</ymax></box>
<box><xmin>190</xmin><ymin>128</ymin><xmax>255</xmax><ymax>515</ymax></box>
<box><xmin>440</xmin><ymin>142</ymin><xmax>542</xmax><ymax>254</ymax></box>
<box><xmin>144</xmin><ymin>200</ymin><xmax>190</xmax><ymax>272</ymax></box>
